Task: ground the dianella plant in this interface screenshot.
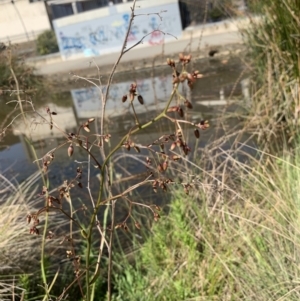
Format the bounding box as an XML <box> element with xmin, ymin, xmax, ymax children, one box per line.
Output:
<box><xmin>1</xmin><ymin>1</ymin><xmax>209</xmax><ymax>300</ymax></box>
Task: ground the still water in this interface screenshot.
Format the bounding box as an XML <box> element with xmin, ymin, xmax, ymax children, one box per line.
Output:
<box><xmin>0</xmin><ymin>57</ymin><xmax>247</xmax><ymax>204</ymax></box>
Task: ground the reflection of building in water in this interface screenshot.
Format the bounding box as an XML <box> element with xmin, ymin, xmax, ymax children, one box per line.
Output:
<box><xmin>71</xmin><ymin>75</ymin><xmax>173</xmax><ymax>119</ymax></box>
<box><xmin>12</xmin><ymin>103</ymin><xmax>78</xmax><ymax>161</ymax></box>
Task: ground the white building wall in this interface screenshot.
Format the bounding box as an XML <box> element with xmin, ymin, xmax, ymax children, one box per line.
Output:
<box><xmin>53</xmin><ymin>0</ymin><xmax>182</xmax><ymax>60</ymax></box>
<box><xmin>0</xmin><ymin>0</ymin><xmax>51</xmax><ymax>43</ymax></box>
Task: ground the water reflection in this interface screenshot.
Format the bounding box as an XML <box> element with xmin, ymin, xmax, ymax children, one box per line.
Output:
<box><xmin>71</xmin><ymin>75</ymin><xmax>171</xmax><ymax>119</ymax></box>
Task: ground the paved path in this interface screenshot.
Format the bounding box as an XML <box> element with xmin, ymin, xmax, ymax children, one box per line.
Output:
<box><xmin>27</xmin><ymin>18</ymin><xmax>248</xmax><ymax>76</ymax></box>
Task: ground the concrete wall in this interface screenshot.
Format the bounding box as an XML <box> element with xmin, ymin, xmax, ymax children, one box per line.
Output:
<box><xmin>0</xmin><ymin>0</ymin><xmax>51</xmax><ymax>43</ymax></box>
<box><xmin>53</xmin><ymin>0</ymin><xmax>182</xmax><ymax>60</ymax></box>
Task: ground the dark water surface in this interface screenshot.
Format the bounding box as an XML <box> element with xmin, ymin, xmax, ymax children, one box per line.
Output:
<box><xmin>0</xmin><ymin>57</ymin><xmax>247</xmax><ymax>208</ymax></box>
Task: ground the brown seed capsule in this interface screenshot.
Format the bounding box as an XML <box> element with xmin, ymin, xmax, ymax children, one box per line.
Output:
<box><xmin>184</xmin><ymin>100</ymin><xmax>193</xmax><ymax>109</ymax></box>
<box><xmin>157</xmin><ymin>164</ymin><xmax>163</xmax><ymax>173</ymax></box>
<box><xmin>68</xmin><ymin>144</ymin><xmax>74</xmax><ymax>157</ymax></box>
<box><xmin>154</xmin><ymin>205</ymin><xmax>161</xmax><ymax>211</ymax></box>
<box><xmin>83</xmin><ymin>125</ymin><xmax>90</xmax><ymax>132</ymax></box>
<box><xmin>137</xmin><ymin>95</ymin><xmax>144</xmax><ymax>105</ymax></box>
<box><xmin>154</xmin><ymin>212</ymin><xmax>160</xmax><ymax>221</ymax></box>
<box><xmin>134</xmin><ymin>146</ymin><xmax>140</xmax><ymax>153</ymax></box>
<box><xmin>167</xmin><ymin>106</ymin><xmax>179</xmax><ymax>113</ymax></box>
<box><xmin>122</xmin><ymin>95</ymin><xmax>127</xmax><ymax>103</ymax></box>
<box><xmin>198</xmin><ymin>120</ymin><xmax>210</xmax><ymax>130</ymax></box>
<box><xmin>134</xmin><ymin>222</ymin><xmax>141</xmax><ymax>229</ymax></box>
<box><xmin>51</xmin><ymin>112</ymin><xmax>57</xmax><ymax>115</ymax></box>
<box><xmin>170</xmin><ymin>142</ymin><xmax>176</xmax><ymax>151</ymax></box>
<box><xmin>194</xmin><ymin>129</ymin><xmax>200</xmax><ymax>139</ymax></box>
<box><xmin>78</xmin><ymin>182</ymin><xmax>83</xmax><ymax>188</ymax></box>
<box><xmin>162</xmin><ymin>160</ymin><xmax>168</xmax><ymax>171</ymax></box>
<box><xmin>104</xmin><ymin>134</ymin><xmax>111</xmax><ymax>142</ymax></box>
<box><xmin>177</xmin><ymin>107</ymin><xmax>184</xmax><ymax>118</ymax></box>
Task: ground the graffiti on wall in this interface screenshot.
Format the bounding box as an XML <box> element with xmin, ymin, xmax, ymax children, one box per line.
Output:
<box><xmin>54</xmin><ymin>2</ymin><xmax>182</xmax><ymax>59</ymax></box>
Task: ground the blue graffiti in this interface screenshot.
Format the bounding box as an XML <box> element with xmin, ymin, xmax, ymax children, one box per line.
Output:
<box><xmin>89</xmin><ymin>27</ymin><xmax>108</xmax><ymax>45</ymax></box>
<box><xmin>112</xmin><ymin>13</ymin><xmax>138</xmax><ymax>41</ymax></box>
<box><xmin>60</xmin><ymin>32</ymin><xmax>85</xmax><ymax>51</ymax></box>
<box><xmin>150</xmin><ymin>16</ymin><xmax>159</xmax><ymax>30</ymax></box>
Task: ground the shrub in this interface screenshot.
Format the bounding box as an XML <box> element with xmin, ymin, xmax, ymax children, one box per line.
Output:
<box><xmin>36</xmin><ymin>30</ymin><xmax>59</xmax><ymax>55</ymax></box>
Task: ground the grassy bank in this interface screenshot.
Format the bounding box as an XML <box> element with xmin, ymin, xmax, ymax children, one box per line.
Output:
<box><xmin>112</xmin><ymin>144</ymin><xmax>300</xmax><ymax>300</ymax></box>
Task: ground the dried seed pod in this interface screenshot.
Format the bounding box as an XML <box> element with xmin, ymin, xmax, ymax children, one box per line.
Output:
<box><xmin>104</xmin><ymin>134</ymin><xmax>111</xmax><ymax>142</ymax></box>
<box><xmin>122</xmin><ymin>95</ymin><xmax>127</xmax><ymax>103</ymax></box>
<box><xmin>134</xmin><ymin>222</ymin><xmax>141</xmax><ymax>229</ymax></box>
<box><xmin>170</xmin><ymin>142</ymin><xmax>176</xmax><ymax>151</ymax></box>
<box><xmin>51</xmin><ymin>112</ymin><xmax>57</xmax><ymax>115</ymax></box>
<box><xmin>68</xmin><ymin>144</ymin><xmax>74</xmax><ymax>157</ymax></box>
<box><xmin>154</xmin><ymin>212</ymin><xmax>160</xmax><ymax>221</ymax></box>
<box><xmin>172</xmin><ymin>155</ymin><xmax>180</xmax><ymax>161</ymax></box>
<box><xmin>162</xmin><ymin>160</ymin><xmax>168</xmax><ymax>171</ymax></box>
<box><xmin>157</xmin><ymin>164</ymin><xmax>163</xmax><ymax>173</ymax></box>
<box><xmin>177</xmin><ymin>107</ymin><xmax>184</xmax><ymax>118</ymax></box>
<box><xmin>176</xmin><ymin>138</ymin><xmax>183</xmax><ymax>147</ymax></box>
<box><xmin>134</xmin><ymin>146</ymin><xmax>140</xmax><ymax>153</ymax></box>
<box><xmin>88</xmin><ymin>118</ymin><xmax>95</xmax><ymax>123</ymax></box>
<box><xmin>83</xmin><ymin>125</ymin><xmax>90</xmax><ymax>132</ymax></box>
<box><xmin>184</xmin><ymin>99</ymin><xmax>193</xmax><ymax>109</ymax></box>
<box><xmin>137</xmin><ymin>95</ymin><xmax>144</xmax><ymax>105</ymax></box>
<box><xmin>154</xmin><ymin>205</ymin><xmax>161</xmax><ymax>211</ymax></box>
<box><xmin>194</xmin><ymin>129</ymin><xmax>200</xmax><ymax>139</ymax></box>
<box><xmin>78</xmin><ymin>182</ymin><xmax>83</xmax><ymax>188</ymax></box>
<box><xmin>167</xmin><ymin>106</ymin><xmax>179</xmax><ymax>113</ymax></box>
<box><xmin>198</xmin><ymin>120</ymin><xmax>210</xmax><ymax>130</ymax></box>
